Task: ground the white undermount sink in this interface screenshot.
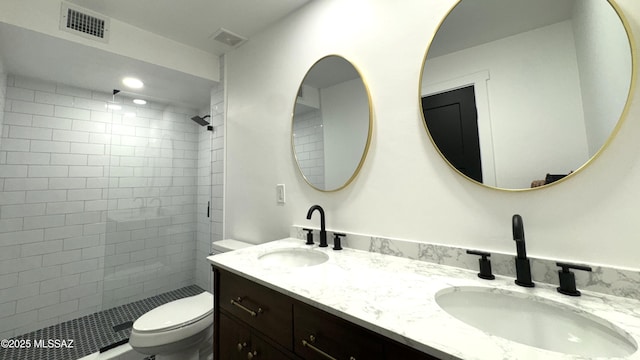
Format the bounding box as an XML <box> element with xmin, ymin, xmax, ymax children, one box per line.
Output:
<box><xmin>258</xmin><ymin>248</ymin><xmax>329</xmax><ymax>268</ymax></box>
<box><xmin>435</xmin><ymin>286</ymin><xmax>637</xmax><ymax>357</ymax></box>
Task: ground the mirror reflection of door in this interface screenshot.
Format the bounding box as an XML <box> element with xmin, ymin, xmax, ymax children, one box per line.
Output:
<box><xmin>422</xmin><ymin>86</ymin><xmax>482</xmax><ymax>183</ymax></box>
<box><xmin>420</xmin><ymin>0</ymin><xmax>633</xmax><ymax>190</ymax></box>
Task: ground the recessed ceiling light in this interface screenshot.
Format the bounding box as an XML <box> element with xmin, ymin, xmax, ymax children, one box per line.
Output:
<box><xmin>107</xmin><ymin>104</ymin><xmax>122</xmax><ymax>111</ymax></box>
<box><xmin>133</xmin><ymin>99</ymin><xmax>147</xmax><ymax>105</ymax></box>
<box><xmin>122</xmin><ymin>77</ymin><xmax>144</xmax><ymax>89</ymax></box>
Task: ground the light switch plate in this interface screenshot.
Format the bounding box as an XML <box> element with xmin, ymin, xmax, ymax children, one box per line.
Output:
<box><xmin>276</xmin><ymin>184</ymin><xmax>286</xmax><ymax>204</ymax></box>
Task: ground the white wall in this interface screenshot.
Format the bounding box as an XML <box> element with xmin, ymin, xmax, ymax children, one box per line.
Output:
<box><xmin>322</xmin><ymin>78</ymin><xmax>369</xmax><ymax>190</ymax></box>
<box><xmin>573</xmin><ymin>0</ymin><xmax>632</xmax><ymax>157</ymax></box>
<box><xmin>224</xmin><ymin>0</ymin><xmax>640</xmax><ymax>270</ymax></box>
<box><xmin>423</xmin><ymin>20</ymin><xmax>589</xmax><ymax>189</ymax></box>
<box><xmin>0</xmin><ymin>0</ymin><xmax>219</xmax><ymax>82</ymax></box>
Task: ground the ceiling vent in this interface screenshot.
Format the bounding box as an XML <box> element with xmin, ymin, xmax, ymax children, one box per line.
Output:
<box><xmin>212</xmin><ymin>28</ymin><xmax>247</xmax><ymax>48</ymax></box>
<box><xmin>60</xmin><ymin>3</ymin><xmax>110</xmax><ymax>43</ymax></box>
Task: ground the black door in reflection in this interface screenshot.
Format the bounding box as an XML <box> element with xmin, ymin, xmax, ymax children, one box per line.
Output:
<box><xmin>422</xmin><ymin>85</ymin><xmax>482</xmax><ymax>183</ymax></box>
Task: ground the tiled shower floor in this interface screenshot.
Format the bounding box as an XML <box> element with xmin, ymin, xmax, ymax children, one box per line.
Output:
<box><xmin>0</xmin><ymin>285</ymin><xmax>204</xmax><ymax>360</ymax></box>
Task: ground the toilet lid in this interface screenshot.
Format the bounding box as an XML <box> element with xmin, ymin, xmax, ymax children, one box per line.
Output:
<box><xmin>133</xmin><ymin>292</ymin><xmax>213</xmax><ymax>333</ymax></box>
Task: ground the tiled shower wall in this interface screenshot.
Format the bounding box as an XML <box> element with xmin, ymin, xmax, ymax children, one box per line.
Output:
<box><xmin>0</xmin><ymin>59</ymin><xmax>6</xmax><ymax>144</ymax></box>
<box><xmin>195</xmin><ymin>57</ymin><xmax>225</xmax><ymax>292</ymax></box>
<box><xmin>292</xmin><ymin>108</ymin><xmax>325</xmax><ymax>188</ymax></box>
<box><xmin>0</xmin><ymin>75</ymin><xmax>200</xmax><ymax>339</ymax></box>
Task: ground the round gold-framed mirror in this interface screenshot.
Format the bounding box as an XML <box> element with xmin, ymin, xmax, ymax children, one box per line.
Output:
<box><xmin>292</xmin><ymin>55</ymin><xmax>373</xmax><ymax>192</ymax></box>
<box><xmin>420</xmin><ymin>0</ymin><xmax>635</xmax><ymax>191</ymax></box>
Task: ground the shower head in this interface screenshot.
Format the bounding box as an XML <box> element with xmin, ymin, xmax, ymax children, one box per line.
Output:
<box><xmin>191</xmin><ymin>115</ymin><xmax>211</xmax><ymax>126</ymax></box>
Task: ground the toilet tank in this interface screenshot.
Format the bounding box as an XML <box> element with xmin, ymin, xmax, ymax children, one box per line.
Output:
<box><xmin>211</xmin><ymin>239</ymin><xmax>253</xmax><ymax>255</ymax></box>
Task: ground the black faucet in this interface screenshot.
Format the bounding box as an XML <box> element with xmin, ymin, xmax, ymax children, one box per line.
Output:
<box><xmin>306</xmin><ymin>205</ymin><xmax>327</xmax><ymax>247</ymax></box>
<box><xmin>513</xmin><ymin>214</ymin><xmax>534</xmax><ymax>287</ymax></box>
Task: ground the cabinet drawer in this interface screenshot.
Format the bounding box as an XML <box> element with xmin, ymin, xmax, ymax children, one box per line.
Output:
<box><xmin>294</xmin><ymin>302</ymin><xmax>384</xmax><ymax>360</ymax></box>
<box><xmin>219</xmin><ymin>269</ymin><xmax>293</xmax><ymax>349</ymax></box>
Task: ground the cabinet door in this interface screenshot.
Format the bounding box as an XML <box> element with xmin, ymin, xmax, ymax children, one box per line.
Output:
<box><xmin>219</xmin><ymin>312</ymin><xmax>252</xmax><ymax>360</ymax></box>
<box><xmin>219</xmin><ymin>269</ymin><xmax>293</xmax><ymax>349</ymax></box>
<box><xmin>294</xmin><ymin>302</ymin><xmax>384</xmax><ymax>360</ymax></box>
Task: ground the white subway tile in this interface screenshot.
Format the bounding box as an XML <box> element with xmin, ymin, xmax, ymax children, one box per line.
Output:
<box><xmin>44</xmin><ymin>225</ymin><xmax>83</xmax><ymax>240</ymax></box>
<box><xmin>0</xmin><ymin>191</ymin><xmax>25</xmax><ymax>205</ymax></box>
<box><xmin>10</xmin><ymin>100</ymin><xmax>54</xmax><ymax>116</ymax></box>
<box><xmin>67</xmin><ymin>189</ymin><xmax>102</xmax><ymax>201</ymax></box>
<box><xmin>0</xmin><ymin>219</ymin><xmax>23</xmax><ymax>234</ymax></box>
<box><xmin>72</xmin><ymin>120</ymin><xmax>106</xmax><ymax>133</ymax></box>
<box><xmin>109</xmin><ymin>145</ymin><xmax>135</xmax><ymax>156</ymax></box>
<box><xmin>0</xmin><ymin>310</ymin><xmax>38</xmax><ymax>333</ymax></box>
<box><xmin>23</xmin><ymin>215</ymin><xmax>66</xmax><ymax>230</ymax></box>
<box><xmin>28</xmin><ymin>165</ymin><xmax>68</xmax><ymax>177</ymax></box>
<box><xmin>4</xmin><ymin>112</ymin><xmax>32</xmax><ymax>126</ymax></box>
<box><xmin>46</xmin><ymin>201</ymin><xmax>84</xmax><ymax>215</ymax></box>
<box><xmin>21</xmin><ymin>240</ymin><xmax>63</xmax><ymax>256</ymax></box>
<box><xmin>16</xmin><ymin>292</ymin><xmax>59</xmax><ymax>313</ymax></box>
<box><xmin>63</xmin><ymin>234</ymin><xmax>100</xmax><ymax>250</ymax></box>
<box><xmin>52</xmin><ymin>129</ymin><xmax>89</xmax><ymax>142</ymax></box>
<box><xmin>40</xmin><ymin>274</ymin><xmax>80</xmax><ymax>294</ymax></box>
<box><xmin>49</xmin><ymin>177</ymin><xmax>86</xmax><ymax>189</ymax></box>
<box><xmin>83</xmin><ymin>223</ymin><xmax>106</xmax><ymax>236</ymax></box>
<box><xmin>25</xmin><ymin>190</ymin><xmax>67</xmax><ymax>203</ymax></box>
<box><xmin>84</xmin><ymin>200</ymin><xmax>110</xmax><ymax>212</ymax></box>
<box><xmin>0</xmin><ymin>256</ymin><xmax>43</xmax><ymax>277</ymax></box>
<box><xmin>60</xmin><ymin>283</ymin><xmax>97</xmax><ymax>302</ymax></box>
<box><xmin>18</xmin><ymin>265</ymin><xmax>61</xmax><ymax>285</ymax></box>
<box><xmin>86</xmin><ymin>177</ymin><xmax>109</xmax><ymax>189</ymax></box>
<box><xmin>30</xmin><ymin>140</ymin><xmax>70</xmax><ymax>153</ymax></box>
<box><xmin>6</xmin><ymin>87</ymin><xmax>35</xmax><ymax>101</ymax></box>
<box><xmin>61</xmin><ymin>258</ymin><xmax>98</xmax><ymax>275</ymax></box>
<box><xmin>87</xmin><ymin>155</ymin><xmax>110</xmax><ymax>166</ymax></box>
<box><xmin>88</xmin><ymin>133</ymin><xmax>111</xmax><ymax>145</ymax></box>
<box><xmin>81</xmin><ymin>245</ymin><xmax>104</xmax><ymax>260</ymax></box>
<box><xmin>70</xmin><ymin>143</ymin><xmax>104</xmax><ymax>155</ymax></box>
<box><xmin>54</xmin><ymin>106</ymin><xmax>90</xmax><ymax>120</ymax></box>
<box><xmin>42</xmin><ymin>249</ymin><xmax>82</xmax><ymax>266</ymax></box>
<box><xmin>0</xmin><ymin>300</ymin><xmax>17</xmax><ymax>319</ymax></box>
<box><xmin>6</xmin><ymin>152</ymin><xmax>50</xmax><ymax>165</ymax></box>
<box><xmin>37</xmin><ymin>299</ymin><xmax>78</xmax><ymax>321</ymax></box>
<box><xmin>0</xmin><ymin>138</ymin><xmax>30</xmax><ymax>151</ymax></box>
<box><xmin>50</xmin><ymin>153</ymin><xmax>87</xmax><ymax>165</ymax></box>
<box><xmin>9</xmin><ymin>125</ymin><xmax>52</xmax><ymax>140</ymax></box>
<box><xmin>32</xmin><ymin>115</ymin><xmax>73</xmax><ymax>130</ymax></box>
<box><xmin>35</xmin><ymin>91</ymin><xmax>74</xmax><ymax>106</ymax></box>
<box><xmin>65</xmin><ymin>211</ymin><xmax>102</xmax><ymax>226</ymax></box>
<box><xmin>0</xmin><ymin>273</ymin><xmax>18</xmax><ymax>289</ymax></box>
<box><xmin>69</xmin><ymin>166</ymin><xmax>103</xmax><ymax>177</ymax></box>
<box><xmin>0</xmin><ymin>204</ymin><xmax>45</xmax><ymax>219</ymax></box>
<box><xmin>89</xmin><ymin>111</ymin><xmax>112</xmax><ymax>123</ymax></box>
<box><xmin>0</xmin><ymin>283</ymin><xmax>39</xmax><ymax>307</ymax></box>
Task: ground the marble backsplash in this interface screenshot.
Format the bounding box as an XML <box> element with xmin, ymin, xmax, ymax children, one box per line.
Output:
<box><xmin>291</xmin><ymin>226</ymin><xmax>640</xmax><ymax>301</ymax></box>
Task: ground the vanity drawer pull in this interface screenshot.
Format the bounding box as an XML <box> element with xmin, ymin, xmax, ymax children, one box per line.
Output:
<box><xmin>302</xmin><ymin>335</ymin><xmax>340</xmax><ymax>360</ymax></box>
<box><xmin>247</xmin><ymin>350</ymin><xmax>258</xmax><ymax>359</ymax></box>
<box><xmin>237</xmin><ymin>342</ymin><xmax>247</xmax><ymax>352</ymax></box>
<box><xmin>230</xmin><ymin>297</ymin><xmax>263</xmax><ymax>317</ymax></box>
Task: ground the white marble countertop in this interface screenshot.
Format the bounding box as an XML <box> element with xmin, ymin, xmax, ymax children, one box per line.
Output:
<box><xmin>207</xmin><ymin>238</ymin><xmax>640</xmax><ymax>360</ymax></box>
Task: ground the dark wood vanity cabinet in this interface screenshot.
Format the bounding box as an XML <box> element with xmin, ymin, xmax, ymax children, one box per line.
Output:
<box><xmin>214</xmin><ymin>267</ymin><xmax>439</xmax><ymax>360</ymax></box>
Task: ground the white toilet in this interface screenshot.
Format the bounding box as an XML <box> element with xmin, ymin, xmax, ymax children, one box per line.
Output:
<box><xmin>129</xmin><ymin>239</ymin><xmax>253</xmax><ymax>360</ymax></box>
